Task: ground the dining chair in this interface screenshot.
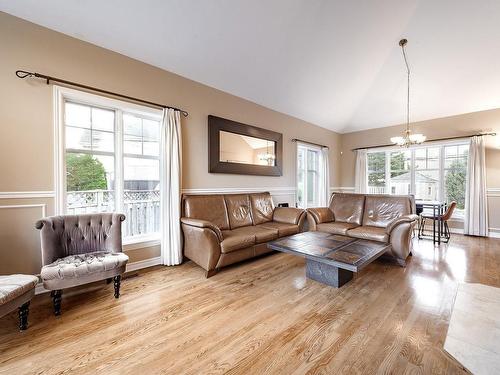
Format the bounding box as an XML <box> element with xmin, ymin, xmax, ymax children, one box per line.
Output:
<box><xmin>418</xmin><ymin>201</ymin><xmax>457</xmax><ymax>243</ymax></box>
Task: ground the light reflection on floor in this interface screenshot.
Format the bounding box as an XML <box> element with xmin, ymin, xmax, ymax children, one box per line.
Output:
<box><xmin>410</xmin><ymin>237</ymin><xmax>469</xmax><ymax>310</ymax></box>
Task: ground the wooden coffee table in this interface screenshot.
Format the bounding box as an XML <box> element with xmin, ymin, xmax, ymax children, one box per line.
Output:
<box><xmin>267</xmin><ymin>231</ymin><xmax>391</xmax><ymax>287</ymax></box>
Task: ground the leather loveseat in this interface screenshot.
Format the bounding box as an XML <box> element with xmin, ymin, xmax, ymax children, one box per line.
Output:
<box><xmin>181</xmin><ymin>192</ymin><xmax>306</xmax><ymax>277</ymax></box>
<box><xmin>307</xmin><ymin>193</ymin><xmax>418</xmax><ymax>266</ymax></box>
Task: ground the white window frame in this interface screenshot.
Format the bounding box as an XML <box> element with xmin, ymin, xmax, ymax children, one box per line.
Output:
<box><xmin>365</xmin><ymin>140</ymin><xmax>469</xmax><ymax>220</ymax></box>
<box><xmin>53</xmin><ymin>86</ymin><xmax>163</xmax><ymax>245</ymax></box>
<box><xmin>296</xmin><ymin>142</ymin><xmax>322</xmax><ymax>208</ymax></box>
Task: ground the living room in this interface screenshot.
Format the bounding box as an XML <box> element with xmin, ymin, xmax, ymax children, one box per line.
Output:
<box><xmin>0</xmin><ymin>1</ymin><xmax>499</xmax><ymax>374</ymax></box>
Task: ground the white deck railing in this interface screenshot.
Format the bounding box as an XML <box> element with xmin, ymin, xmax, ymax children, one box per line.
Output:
<box><xmin>67</xmin><ymin>190</ymin><xmax>160</xmax><ymax>237</ymax></box>
<box><xmin>367</xmin><ymin>186</ymin><xmax>387</xmax><ymax>194</ymax></box>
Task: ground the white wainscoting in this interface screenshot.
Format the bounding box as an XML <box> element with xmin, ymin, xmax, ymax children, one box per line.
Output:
<box><xmin>181</xmin><ymin>186</ymin><xmax>296</xmax><ymax>197</ymax></box>
<box><xmin>330</xmin><ymin>187</ymin><xmax>355</xmax><ymax>192</ymax></box>
<box><xmin>0</xmin><ymin>203</ymin><xmax>47</xmax><ymax>217</ymax></box>
<box><xmin>330</xmin><ymin>187</ymin><xmax>500</xmax><ymax>196</ymax></box>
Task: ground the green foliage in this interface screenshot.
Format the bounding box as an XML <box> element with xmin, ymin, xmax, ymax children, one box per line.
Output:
<box><xmin>445</xmin><ymin>159</ymin><xmax>467</xmax><ymax>209</ymax></box>
<box><xmin>66</xmin><ymin>153</ymin><xmax>107</xmax><ymax>191</ymax></box>
<box><xmin>368</xmin><ymin>152</ymin><xmax>409</xmax><ymax>186</ymax></box>
<box><xmin>367</xmin><ymin>152</ymin><xmax>386</xmax><ymax>186</ymax></box>
<box><xmin>390</xmin><ymin>152</ymin><xmax>408</xmax><ymax>177</ymax></box>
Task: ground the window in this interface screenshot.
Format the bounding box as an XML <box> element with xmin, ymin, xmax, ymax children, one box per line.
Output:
<box><xmin>57</xmin><ymin>88</ymin><xmax>162</xmax><ymax>242</ymax></box>
<box><xmin>444</xmin><ymin>144</ymin><xmax>468</xmax><ymax>211</ymax></box>
<box><xmin>366</xmin><ymin>142</ymin><xmax>469</xmax><ymax>218</ymax></box>
<box><xmin>297</xmin><ymin>144</ymin><xmax>322</xmax><ymax>208</ymax></box>
<box><xmin>389</xmin><ymin>150</ymin><xmax>411</xmax><ymax>195</ymax></box>
<box><xmin>367</xmin><ymin>152</ymin><xmax>386</xmax><ymax>194</ymax></box>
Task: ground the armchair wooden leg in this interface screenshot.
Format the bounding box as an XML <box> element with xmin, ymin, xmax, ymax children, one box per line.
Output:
<box><xmin>18</xmin><ymin>301</ymin><xmax>30</xmax><ymax>331</ymax></box>
<box><xmin>51</xmin><ymin>290</ymin><xmax>62</xmax><ymax>316</ymax></box>
<box><xmin>113</xmin><ymin>275</ymin><xmax>121</xmax><ymax>298</ymax></box>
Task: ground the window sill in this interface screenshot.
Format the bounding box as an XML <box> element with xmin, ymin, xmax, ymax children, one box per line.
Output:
<box><xmin>123</xmin><ymin>236</ymin><xmax>161</xmax><ymax>251</ymax></box>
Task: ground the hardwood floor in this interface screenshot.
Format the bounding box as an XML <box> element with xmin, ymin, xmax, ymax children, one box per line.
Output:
<box><xmin>1</xmin><ymin>235</ymin><xmax>499</xmax><ymax>374</ymax></box>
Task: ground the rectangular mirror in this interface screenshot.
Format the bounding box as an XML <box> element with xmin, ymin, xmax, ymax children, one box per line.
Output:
<box><xmin>219</xmin><ymin>131</ymin><xmax>276</xmax><ymax>166</ymax></box>
<box><xmin>209</xmin><ymin>115</ymin><xmax>283</xmax><ymax>176</ymax></box>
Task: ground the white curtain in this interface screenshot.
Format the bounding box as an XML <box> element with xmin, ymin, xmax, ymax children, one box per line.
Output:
<box><xmin>160</xmin><ymin>108</ymin><xmax>183</xmax><ymax>265</ymax></box>
<box><xmin>354</xmin><ymin>150</ymin><xmax>367</xmax><ymax>193</ymax></box>
<box><xmin>319</xmin><ymin>147</ymin><xmax>330</xmax><ymax>206</ymax></box>
<box><xmin>464</xmin><ymin>135</ymin><xmax>488</xmax><ymax>236</ymax></box>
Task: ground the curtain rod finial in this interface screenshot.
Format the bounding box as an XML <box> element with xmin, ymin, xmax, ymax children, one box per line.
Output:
<box><xmin>15</xmin><ymin>70</ymin><xmax>33</xmax><ymax>79</ymax></box>
<box><xmin>399</xmin><ymin>39</ymin><xmax>408</xmax><ymax>47</ymax></box>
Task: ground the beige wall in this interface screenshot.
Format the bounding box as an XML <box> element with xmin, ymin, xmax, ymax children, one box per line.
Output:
<box><xmin>340</xmin><ymin>109</ymin><xmax>500</xmax><ymax>232</ymax></box>
<box><xmin>0</xmin><ymin>13</ymin><xmax>341</xmax><ymax>274</ymax></box>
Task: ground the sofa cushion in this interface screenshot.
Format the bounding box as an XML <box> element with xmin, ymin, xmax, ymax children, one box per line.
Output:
<box><xmin>258</xmin><ymin>222</ymin><xmax>299</xmax><ymax>237</ymax></box>
<box><xmin>347</xmin><ymin>226</ymin><xmax>389</xmax><ymax>243</ymax></box>
<box><xmin>224</xmin><ymin>194</ymin><xmax>253</xmax><ymax>229</ymax></box>
<box><xmin>250</xmin><ymin>192</ymin><xmax>274</xmax><ymax>225</ymax></box>
<box><xmin>317</xmin><ymin>222</ymin><xmax>359</xmax><ymax>235</ymax></box>
<box><xmin>41</xmin><ymin>251</ymin><xmax>129</xmax><ymax>282</ymax></box>
<box><xmin>0</xmin><ymin>275</ymin><xmax>38</xmax><ymax>305</ymax></box>
<box><xmin>224</xmin><ymin>225</ymin><xmax>278</xmax><ymax>244</ymax></box>
<box><xmin>220</xmin><ymin>229</ymin><xmax>256</xmax><ymax>253</ymax></box>
<box><xmin>362</xmin><ymin>195</ymin><xmax>412</xmax><ymax>228</ymax></box>
<box><xmin>329</xmin><ymin>193</ymin><xmax>365</xmax><ymax>225</ymax></box>
<box><xmin>183</xmin><ymin>195</ymin><xmax>230</xmax><ymax>230</ymax></box>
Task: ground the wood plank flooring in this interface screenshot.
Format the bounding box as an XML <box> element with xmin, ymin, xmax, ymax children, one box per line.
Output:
<box><xmin>1</xmin><ymin>235</ymin><xmax>499</xmax><ymax>374</ymax></box>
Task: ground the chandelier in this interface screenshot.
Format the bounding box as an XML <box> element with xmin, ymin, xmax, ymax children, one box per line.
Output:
<box><xmin>390</xmin><ymin>39</ymin><xmax>426</xmax><ymax>147</ymax></box>
<box><xmin>258</xmin><ymin>141</ymin><xmax>276</xmax><ymax>165</ymax></box>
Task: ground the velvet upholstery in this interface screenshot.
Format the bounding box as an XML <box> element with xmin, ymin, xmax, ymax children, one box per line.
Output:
<box><xmin>36</xmin><ymin>213</ymin><xmax>128</xmax><ymax>290</ymax></box>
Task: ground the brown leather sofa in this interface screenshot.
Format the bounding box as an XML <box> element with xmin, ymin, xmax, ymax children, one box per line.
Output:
<box><xmin>307</xmin><ymin>193</ymin><xmax>418</xmax><ymax>266</ymax></box>
<box><xmin>181</xmin><ymin>192</ymin><xmax>306</xmax><ymax>277</ymax></box>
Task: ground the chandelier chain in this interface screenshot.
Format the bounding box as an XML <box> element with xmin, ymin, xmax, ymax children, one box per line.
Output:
<box><xmin>401</xmin><ymin>42</ymin><xmax>410</xmax><ymax>133</ymax></box>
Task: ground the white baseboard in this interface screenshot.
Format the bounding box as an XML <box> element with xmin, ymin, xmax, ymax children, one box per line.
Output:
<box><xmin>488</xmin><ymin>228</ymin><xmax>500</xmax><ymax>238</ymax></box>
<box><xmin>34</xmin><ymin>256</ymin><xmax>163</xmax><ymax>295</ymax></box>
<box><xmin>125</xmin><ymin>256</ymin><xmax>162</xmax><ymax>272</ymax></box>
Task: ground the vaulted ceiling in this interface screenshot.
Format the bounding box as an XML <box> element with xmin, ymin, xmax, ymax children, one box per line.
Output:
<box><xmin>1</xmin><ymin>0</ymin><xmax>500</xmax><ymax>133</ymax></box>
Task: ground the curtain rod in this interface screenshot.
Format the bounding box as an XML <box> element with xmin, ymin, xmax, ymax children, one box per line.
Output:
<box><xmin>291</xmin><ymin>138</ymin><xmax>329</xmax><ymax>149</ymax></box>
<box><xmin>15</xmin><ymin>70</ymin><xmax>189</xmax><ymax>117</ymax></box>
<box><xmin>351</xmin><ymin>132</ymin><xmax>497</xmax><ymax>151</ymax></box>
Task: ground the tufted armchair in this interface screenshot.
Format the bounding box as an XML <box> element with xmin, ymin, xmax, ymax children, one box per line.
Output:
<box><xmin>35</xmin><ymin>213</ymin><xmax>128</xmax><ymax>315</ymax></box>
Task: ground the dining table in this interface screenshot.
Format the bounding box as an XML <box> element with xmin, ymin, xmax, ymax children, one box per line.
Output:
<box><xmin>415</xmin><ymin>200</ymin><xmax>447</xmax><ymax>244</ymax></box>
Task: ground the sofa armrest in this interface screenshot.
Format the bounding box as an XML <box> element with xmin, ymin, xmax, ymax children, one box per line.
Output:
<box><xmin>180</xmin><ymin>217</ymin><xmax>223</xmax><ymax>241</ymax></box>
<box><xmin>306</xmin><ymin>207</ymin><xmax>334</xmax><ymax>224</ymax></box>
<box><xmin>272</xmin><ymin>207</ymin><xmax>306</xmax><ymax>225</ymax></box>
<box><xmin>386</xmin><ymin>214</ymin><xmax>419</xmax><ymax>234</ymax></box>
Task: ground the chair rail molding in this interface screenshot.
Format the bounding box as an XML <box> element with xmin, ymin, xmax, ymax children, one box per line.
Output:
<box><xmin>0</xmin><ymin>191</ymin><xmax>55</xmax><ymax>199</ymax></box>
<box><xmin>487</xmin><ymin>188</ymin><xmax>500</xmax><ymax>197</ymax></box>
<box><xmin>330</xmin><ymin>187</ymin><xmax>355</xmax><ymax>192</ymax></box>
<box><xmin>181</xmin><ymin>187</ymin><xmax>296</xmax><ymax>197</ymax></box>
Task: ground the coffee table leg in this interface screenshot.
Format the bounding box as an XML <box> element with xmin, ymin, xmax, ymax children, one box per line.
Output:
<box><xmin>306</xmin><ymin>259</ymin><xmax>353</xmax><ymax>287</ymax></box>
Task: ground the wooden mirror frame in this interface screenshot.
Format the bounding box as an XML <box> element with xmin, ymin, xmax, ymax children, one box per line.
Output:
<box><xmin>208</xmin><ymin>115</ymin><xmax>283</xmax><ymax>176</ymax></box>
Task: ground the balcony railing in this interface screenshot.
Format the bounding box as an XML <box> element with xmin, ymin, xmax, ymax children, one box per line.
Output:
<box><xmin>367</xmin><ymin>186</ymin><xmax>387</xmax><ymax>194</ymax></box>
<box><xmin>67</xmin><ymin>190</ymin><xmax>160</xmax><ymax>238</ymax></box>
